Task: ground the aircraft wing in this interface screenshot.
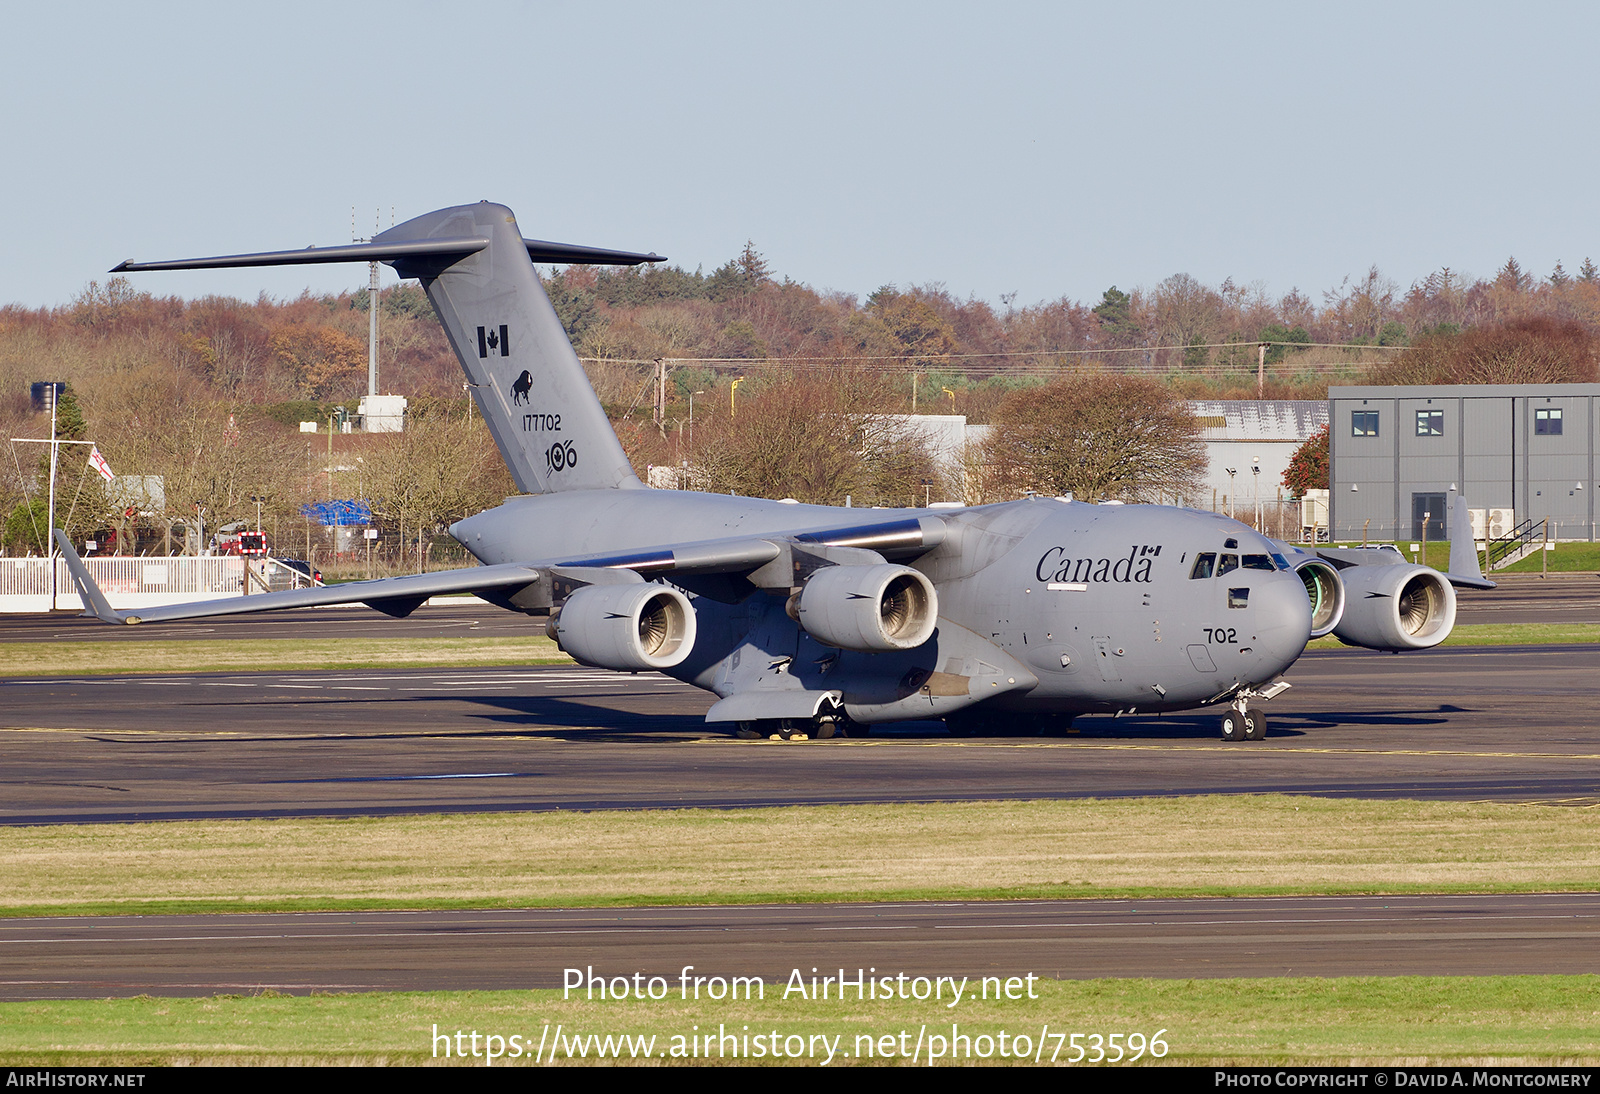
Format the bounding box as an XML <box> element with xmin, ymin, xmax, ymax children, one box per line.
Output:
<box><xmin>55</xmin><ymin>531</ymin><xmax>546</xmax><ymax>625</ymax></box>
<box><xmin>55</xmin><ymin>515</ymin><xmax>948</xmax><ymax>625</ymax></box>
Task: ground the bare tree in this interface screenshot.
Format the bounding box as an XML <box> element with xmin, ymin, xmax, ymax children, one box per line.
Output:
<box><xmin>981</xmin><ymin>375</ymin><xmax>1205</xmax><ymax>503</ymax></box>
<box><xmin>690</xmin><ymin>372</ymin><xmax>934</xmax><ymax>506</ymax></box>
<box><xmin>360</xmin><ymin>410</ymin><xmax>516</xmax><ymax>570</ymax></box>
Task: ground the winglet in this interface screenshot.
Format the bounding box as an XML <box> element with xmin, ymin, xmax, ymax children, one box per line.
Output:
<box><xmin>1446</xmin><ymin>491</ymin><xmax>1496</xmax><ymax>590</ymax></box>
<box><xmin>52</xmin><ymin>530</ymin><xmax>130</xmax><ymax>623</ymax></box>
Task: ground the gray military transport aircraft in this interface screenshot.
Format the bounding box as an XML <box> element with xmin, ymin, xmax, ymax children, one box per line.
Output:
<box><xmin>56</xmin><ymin>201</ymin><xmax>1494</xmax><ymax>741</ymax></box>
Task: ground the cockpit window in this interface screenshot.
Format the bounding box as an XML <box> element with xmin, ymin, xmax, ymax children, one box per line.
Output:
<box><xmin>1217</xmin><ymin>553</ymin><xmax>1239</xmax><ymax>575</ymax></box>
<box><xmin>1270</xmin><ymin>552</ymin><xmax>1291</xmax><ymax>571</ymax></box>
<box><xmin>1242</xmin><ymin>554</ymin><xmax>1275</xmax><ymax>571</ymax></box>
<box><xmin>1190</xmin><ymin>553</ymin><xmax>1216</xmax><ymax>579</ymax></box>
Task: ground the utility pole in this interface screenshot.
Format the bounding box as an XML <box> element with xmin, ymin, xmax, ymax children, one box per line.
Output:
<box><xmin>1257</xmin><ymin>343</ymin><xmax>1267</xmax><ymax>399</ymax></box>
<box><xmin>46</xmin><ymin>385</ymin><xmax>58</xmax><ymax>605</ymax></box>
<box><xmin>654</xmin><ymin>358</ymin><xmax>667</xmax><ymax>433</ymax></box>
<box><xmin>368</xmin><ymin>260</ymin><xmax>380</xmax><ymax>397</ymax></box>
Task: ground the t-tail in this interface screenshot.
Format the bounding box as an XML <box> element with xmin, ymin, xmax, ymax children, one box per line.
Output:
<box><xmin>113</xmin><ymin>201</ymin><xmax>663</xmax><ymax>494</ymax></box>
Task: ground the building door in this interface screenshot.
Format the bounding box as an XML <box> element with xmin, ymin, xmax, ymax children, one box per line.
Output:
<box><xmin>1411</xmin><ymin>492</ymin><xmax>1446</xmax><ymax>540</ymax></box>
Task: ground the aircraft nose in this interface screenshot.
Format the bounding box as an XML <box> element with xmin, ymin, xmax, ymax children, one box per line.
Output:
<box><xmin>1247</xmin><ymin>572</ymin><xmax>1312</xmax><ymax>677</ymax></box>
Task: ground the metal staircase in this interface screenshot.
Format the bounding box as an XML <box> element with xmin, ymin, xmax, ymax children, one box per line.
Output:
<box><xmin>1485</xmin><ymin>518</ymin><xmax>1546</xmax><ymax>571</ymax></box>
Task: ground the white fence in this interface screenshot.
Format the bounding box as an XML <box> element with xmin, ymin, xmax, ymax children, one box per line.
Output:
<box><xmin>0</xmin><ymin>556</ymin><xmax>246</xmax><ymax>613</ymax></box>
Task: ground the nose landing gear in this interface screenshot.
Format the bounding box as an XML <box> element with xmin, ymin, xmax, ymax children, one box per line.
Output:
<box><xmin>1222</xmin><ymin>702</ymin><xmax>1268</xmax><ymax>741</ymax></box>
<box><xmin>1219</xmin><ymin>680</ymin><xmax>1288</xmax><ymax>742</ymax></box>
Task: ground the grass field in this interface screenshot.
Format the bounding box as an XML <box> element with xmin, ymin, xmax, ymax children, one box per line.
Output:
<box><xmin>0</xmin><ymin>634</ymin><xmax>570</xmax><ymax>676</ymax></box>
<box><xmin>1331</xmin><ymin>539</ymin><xmax>1600</xmax><ymax>574</ymax></box>
<box><xmin>4</xmin><ymin>797</ymin><xmax>1597</xmax><ymax>918</ymax></box>
<box><xmin>4</xmin><ymin>976</ymin><xmax>1598</xmax><ymax>1066</ymax></box>
<box><xmin>5</xmin><ymin>620</ymin><xmax>1598</xmax><ymax>1065</ymax></box>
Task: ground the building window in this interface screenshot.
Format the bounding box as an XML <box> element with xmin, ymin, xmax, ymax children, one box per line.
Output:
<box><xmin>1535</xmin><ymin>407</ymin><xmax>1563</xmax><ymax>435</ymax></box>
<box><xmin>1352</xmin><ymin>411</ymin><xmax>1379</xmax><ymax>437</ymax></box>
<box><xmin>1415</xmin><ymin>409</ymin><xmax>1444</xmax><ymax>436</ymax></box>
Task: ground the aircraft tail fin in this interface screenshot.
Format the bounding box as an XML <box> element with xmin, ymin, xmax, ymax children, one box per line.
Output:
<box><xmin>374</xmin><ymin>203</ymin><xmax>645</xmax><ymax>494</ymax></box>
<box><xmin>113</xmin><ymin>202</ymin><xmax>664</xmax><ymax>495</ymax></box>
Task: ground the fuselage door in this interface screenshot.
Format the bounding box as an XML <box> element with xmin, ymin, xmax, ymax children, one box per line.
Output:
<box><xmin>1091</xmin><ymin>636</ymin><xmax>1122</xmax><ymax>682</ymax></box>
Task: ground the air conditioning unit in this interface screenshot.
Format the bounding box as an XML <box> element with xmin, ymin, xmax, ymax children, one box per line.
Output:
<box><xmin>1469</xmin><ymin>508</ymin><xmax>1515</xmax><ymax>540</ymax></box>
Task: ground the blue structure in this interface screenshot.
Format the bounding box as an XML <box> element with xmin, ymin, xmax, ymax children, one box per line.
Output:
<box><xmin>300</xmin><ymin>500</ymin><xmax>371</xmax><ymax>527</ymax></box>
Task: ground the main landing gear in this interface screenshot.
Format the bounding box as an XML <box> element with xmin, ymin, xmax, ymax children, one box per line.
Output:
<box><xmin>732</xmin><ymin>705</ymin><xmax>865</xmax><ymax>741</ymax></box>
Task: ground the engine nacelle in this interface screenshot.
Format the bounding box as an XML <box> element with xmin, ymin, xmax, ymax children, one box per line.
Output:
<box><xmin>1295</xmin><ymin>558</ymin><xmax>1346</xmax><ymax>638</ymax></box>
<box><xmin>551</xmin><ymin>582</ymin><xmax>696</xmax><ymax>670</ymax></box>
<box><xmin>795</xmin><ymin>563</ymin><xmax>938</xmax><ymax>652</ymax></box>
<box><xmin>1331</xmin><ymin>564</ymin><xmax>1455</xmax><ymax>651</ymax></box>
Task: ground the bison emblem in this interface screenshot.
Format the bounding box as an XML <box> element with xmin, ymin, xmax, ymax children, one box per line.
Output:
<box><xmin>511</xmin><ymin>370</ymin><xmax>534</xmax><ymax>405</ymax></box>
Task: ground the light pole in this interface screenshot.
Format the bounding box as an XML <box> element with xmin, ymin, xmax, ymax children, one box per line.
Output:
<box><xmin>1251</xmin><ymin>458</ymin><xmax>1261</xmax><ymax>530</ymax></box>
<box><xmin>1225</xmin><ymin>468</ymin><xmax>1237</xmax><ymax>520</ymax></box>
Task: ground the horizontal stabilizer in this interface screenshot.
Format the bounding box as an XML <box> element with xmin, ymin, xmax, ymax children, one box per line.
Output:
<box><xmin>113</xmin><ymin>238</ymin><xmax>489</xmax><ymax>272</ymax></box>
<box><xmin>112</xmin><ymin>237</ymin><xmax>663</xmax><ymax>274</ymax></box>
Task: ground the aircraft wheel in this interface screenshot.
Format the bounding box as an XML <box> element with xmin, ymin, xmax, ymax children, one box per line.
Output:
<box><xmin>813</xmin><ymin>718</ymin><xmax>837</xmax><ymax>740</ymax></box>
<box><xmin>1220</xmin><ymin>710</ymin><xmax>1248</xmax><ymax>742</ymax></box>
<box><xmin>733</xmin><ymin>722</ymin><xmax>762</xmax><ymax>740</ymax></box>
<box><xmin>1244</xmin><ymin>709</ymin><xmax>1267</xmax><ymax>741</ymax></box>
<box><xmin>775</xmin><ymin>719</ymin><xmax>809</xmax><ymax>741</ymax></box>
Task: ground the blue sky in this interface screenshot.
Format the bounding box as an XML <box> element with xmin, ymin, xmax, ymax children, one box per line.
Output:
<box><xmin>3</xmin><ymin>1</ymin><xmax>1596</xmax><ymax>310</ymax></box>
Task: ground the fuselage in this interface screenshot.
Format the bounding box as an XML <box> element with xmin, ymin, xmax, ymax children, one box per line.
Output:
<box><xmin>453</xmin><ymin>491</ymin><xmax>1312</xmax><ymax>721</ymax></box>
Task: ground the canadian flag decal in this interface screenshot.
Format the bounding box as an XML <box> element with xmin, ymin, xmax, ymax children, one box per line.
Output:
<box><xmin>477</xmin><ymin>324</ymin><xmax>509</xmax><ymax>358</ymax></box>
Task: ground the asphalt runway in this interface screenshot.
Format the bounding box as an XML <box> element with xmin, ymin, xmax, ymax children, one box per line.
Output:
<box><xmin>3</xmin><ymin>643</ymin><xmax>1600</xmax><ymax>823</ymax></box>
<box><xmin>3</xmin><ymin>591</ymin><xmax>1598</xmax><ymax>1001</ymax></box>
<box><xmin>6</xmin><ymin>894</ymin><xmax>1598</xmax><ymax>1000</ymax></box>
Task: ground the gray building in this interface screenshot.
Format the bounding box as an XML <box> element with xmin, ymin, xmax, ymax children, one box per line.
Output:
<box><xmin>1329</xmin><ymin>383</ymin><xmax>1600</xmax><ymax>542</ymax></box>
<box><xmin>1187</xmin><ymin>400</ymin><xmax>1328</xmax><ymax>512</ymax></box>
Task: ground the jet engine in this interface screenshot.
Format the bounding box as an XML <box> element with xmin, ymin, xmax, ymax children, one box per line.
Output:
<box><xmin>794</xmin><ymin>563</ymin><xmax>938</xmax><ymax>652</ymax></box>
<box><xmin>550</xmin><ymin>582</ymin><xmax>697</xmax><ymax>670</ymax></box>
<box><xmin>1294</xmin><ymin>558</ymin><xmax>1346</xmax><ymax>638</ymax></box>
<box><xmin>1330</xmin><ymin>564</ymin><xmax>1455</xmax><ymax>651</ymax></box>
